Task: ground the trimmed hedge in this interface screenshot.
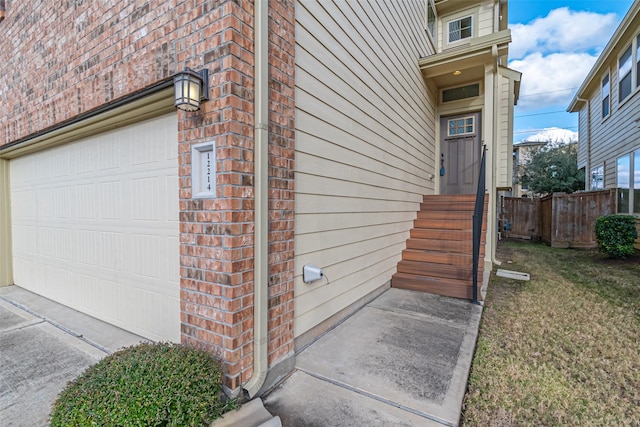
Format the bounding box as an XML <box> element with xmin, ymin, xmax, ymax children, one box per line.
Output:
<box><xmin>50</xmin><ymin>342</ymin><xmax>235</xmax><ymax>427</ymax></box>
<box><xmin>595</xmin><ymin>215</ymin><xmax>638</xmax><ymax>259</ymax></box>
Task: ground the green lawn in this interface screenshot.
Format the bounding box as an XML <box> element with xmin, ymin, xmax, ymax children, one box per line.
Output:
<box><xmin>462</xmin><ymin>240</ymin><xmax>640</xmax><ymax>426</ymax></box>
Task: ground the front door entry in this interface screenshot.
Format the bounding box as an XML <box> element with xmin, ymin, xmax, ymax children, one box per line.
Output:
<box><xmin>440</xmin><ymin>112</ymin><xmax>481</xmax><ymax>195</ymax></box>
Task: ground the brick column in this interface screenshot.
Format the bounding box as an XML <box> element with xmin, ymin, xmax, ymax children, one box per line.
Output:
<box><xmin>266</xmin><ymin>0</ymin><xmax>295</xmax><ymax>368</ymax></box>
<box><xmin>178</xmin><ymin>0</ymin><xmax>295</xmax><ymax>394</ymax></box>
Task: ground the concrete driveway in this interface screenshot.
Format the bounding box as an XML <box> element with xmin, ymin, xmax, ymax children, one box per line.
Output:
<box><xmin>1</xmin><ymin>284</ymin><xmax>485</xmax><ymax>427</ymax></box>
<box><xmin>0</xmin><ymin>286</ymin><xmax>144</xmax><ymax>426</ymax></box>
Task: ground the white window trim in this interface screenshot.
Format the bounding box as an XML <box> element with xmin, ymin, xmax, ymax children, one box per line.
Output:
<box><xmin>424</xmin><ymin>0</ymin><xmax>437</xmax><ymax>47</ymax></box>
<box><xmin>618</xmin><ymin>44</ymin><xmax>633</xmax><ymax>104</ymax></box>
<box><xmin>447</xmin><ymin>116</ymin><xmax>475</xmax><ymax>137</ymax></box>
<box><xmin>447</xmin><ymin>15</ymin><xmax>473</xmax><ymax>45</ymax></box>
<box><xmin>443</xmin><ymin>8</ymin><xmax>477</xmax><ymax>47</ymax></box>
<box><xmin>616</xmin><ymin>33</ymin><xmax>640</xmax><ymax>110</ymax></box>
<box><xmin>601</xmin><ymin>71</ymin><xmax>610</xmax><ymax>120</ymax></box>
<box><xmin>636</xmin><ymin>33</ymin><xmax>640</xmax><ymax>89</ymax></box>
<box><xmin>617</xmin><ymin>153</ymin><xmax>632</xmax><ymax>214</ymax></box>
<box><xmin>441</xmin><ymin>82</ymin><xmax>481</xmax><ymax>103</ymax></box>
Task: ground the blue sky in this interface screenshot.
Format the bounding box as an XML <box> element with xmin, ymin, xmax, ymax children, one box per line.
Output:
<box><xmin>508</xmin><ymin>0</ymin><xmax>635</xmax><ymax>142</ymax></box>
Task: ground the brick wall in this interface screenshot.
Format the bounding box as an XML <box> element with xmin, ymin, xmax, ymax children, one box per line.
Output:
<box><xmin>0</xmin><ymin>0</ymin><xmax>295</xmax><ymax>394</ymax></box>
<box><xmin>265</xmin><ymin>0</ymin><xmax>295</xmax><ymax>368</ymax></box>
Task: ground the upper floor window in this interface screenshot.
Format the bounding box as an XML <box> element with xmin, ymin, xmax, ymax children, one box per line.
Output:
<box><xmin>426</xmin><ymin>0</ymin><xmax>437</xmax><ymax>44</ymax></box>
<box><xmin>601</xmin><ymin>73</ymin><xmax>610</xmax><ymax>118</ymax></box>
<box><xmin>619</xmin><ymin>45</ymin><xmax>632</xmax><ymax>102</ymax></box>
<box><xmin>448</xmin><ymin>16</ymin><xmax>472</xmax><ymax>43</ymax></box>
<box><xmin>636</xmin><ymin>34</ymin><xmax>640</xmax><ymax>89</ymax></box>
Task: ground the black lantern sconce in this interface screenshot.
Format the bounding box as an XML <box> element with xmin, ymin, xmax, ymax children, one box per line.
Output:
<box><xmin>173</xmin><ymin>68</ymin><xmax>209</xmax><ymax>112</ymax></box>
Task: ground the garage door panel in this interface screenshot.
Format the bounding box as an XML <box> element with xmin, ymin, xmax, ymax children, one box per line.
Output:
<box><xmin>131</xmin><ymin>177</ymin><xmax>160</xmax><ymax>221</ymax></box>
<box><xmin>37</xmin><ymin>189</ymin><xmax>55</xmax><ymax>218</ymax></box>
<box><xmin>10</xmin><ymin>114</ymin><xmax>180</xmax><ymax>342</ymax></box>
<box><xmin>98</xmin><ymin>181</ymin><xmax>123</xmax><ymax>220</ymax></box>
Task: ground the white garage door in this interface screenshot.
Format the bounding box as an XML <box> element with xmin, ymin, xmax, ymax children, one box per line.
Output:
<box><xmin>10</xmin><ymin>114</ymin><xmax>180</xmax><ymax>342</ymax></box>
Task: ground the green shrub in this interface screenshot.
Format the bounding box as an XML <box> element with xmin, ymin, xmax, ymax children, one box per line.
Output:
<box><xmin>50</xmin><ymin>342</ymin><xmax>235</xmax><ymax>427</ymax></box>
<box><xmin>595</xmin><ymin>215</ymin><xmax>638</xmax><ymax>259</ymax></box>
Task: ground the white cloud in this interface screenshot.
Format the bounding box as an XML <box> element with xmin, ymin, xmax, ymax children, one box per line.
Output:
<box><xmin>510</xmin><ymin>52</ymin><xmax>597</xmax><ymax>109</ymax></box>
<box><xmin>519</xmin><ymin>127</ymin><xmax>578</xmax><ymax>145</ymax></box>
<box><xmin>510</xmin><ymin>7</ymin><xmax>618</xmax><ymax>60</ymax></box>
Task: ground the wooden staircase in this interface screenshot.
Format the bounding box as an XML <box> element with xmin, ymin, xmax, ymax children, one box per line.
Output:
<box><xmin>392</xmin><ymin>194</ymin><xmax>488</xmax><ymax>300</ymax></box>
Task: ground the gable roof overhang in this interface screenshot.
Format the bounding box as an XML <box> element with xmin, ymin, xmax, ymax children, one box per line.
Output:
<box><xmin>568</xmin><ymin>0</ymin><xmax>640</xmax><ymax>112</ymax></box>
<box><xmin>419</xmin><ymin>29</ymin><xmax>512</xmax><ymax>89</ymax></box>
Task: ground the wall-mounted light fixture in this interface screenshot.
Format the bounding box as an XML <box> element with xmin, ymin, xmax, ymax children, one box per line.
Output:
<box><xmin>173</xmin><ymin>68</ymin><xmax>209</xmax><ymax>112</ymax></box>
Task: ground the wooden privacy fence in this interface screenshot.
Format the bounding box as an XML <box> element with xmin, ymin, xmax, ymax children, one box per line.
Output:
<box><xmin>501</xmin><ymin>190</ymin><xmax>616</xmax><ymax>248</ymax></box>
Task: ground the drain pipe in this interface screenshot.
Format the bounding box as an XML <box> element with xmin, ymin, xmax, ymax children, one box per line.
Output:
<box><xmin>490</xmin><ymin>46</ymin><xmax>501</xmax><ymax>267</ymax></box>
<box><xmin>576</xmin><ymin>97</ymin><xmax>590</xmax><ymax>188</ymax></box>
<box><xmin>243</xmin><ymin>0</ymin><xmax>269</xmax><ymax>399</ymax></box>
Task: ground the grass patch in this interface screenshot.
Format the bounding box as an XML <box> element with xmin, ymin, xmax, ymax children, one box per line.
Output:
<box><xmin>50</xmin><ymin>342</ymin><xmax>236</xmax><ymax>427</ymax></box>
<box><xmin>462</xmin><ymin>240</ymin><xmax>640</xmax><ymax>426</ymax></box>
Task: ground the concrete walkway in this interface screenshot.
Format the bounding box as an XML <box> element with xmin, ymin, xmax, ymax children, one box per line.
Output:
<box><xmin>0</xmin><ymin>286</ymin><xmax>145</xmax><ymax>426</ymax></box>
<box><xmin>0</xmin><ymin>284</ymin><xmax>484</xmax><ymax>427</ymax></box>
<box><xmin>262</xmin><ymin>288</ymin><xmax>483</xmax><ymax>427</ymax></box>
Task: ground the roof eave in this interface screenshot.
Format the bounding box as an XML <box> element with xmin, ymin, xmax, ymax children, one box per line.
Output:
<box><xmin>419</xmin><ymin>29</ymin><xmax>512</xmax><ymax>77</ymax></box>
<box><xmin>567</xmin><ymin>0</ymin><xmax>640</xmax><ymax>113</ymax></box>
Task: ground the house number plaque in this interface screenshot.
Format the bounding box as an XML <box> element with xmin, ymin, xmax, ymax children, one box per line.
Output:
<box><xmin>192</xmin><ymin>141</ymin><xmax>216</xmax><ymax>199</ymax></box>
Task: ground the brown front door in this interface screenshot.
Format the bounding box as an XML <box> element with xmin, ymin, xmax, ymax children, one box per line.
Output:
<box><xmin>440</xmin><ymin>112</ymin><xmax>481</xmax><ymax>195</ymax></box>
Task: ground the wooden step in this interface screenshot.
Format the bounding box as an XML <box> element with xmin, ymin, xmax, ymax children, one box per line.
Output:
<box><xmin>424</xmin><ymin>221</ymin><xmax>484</xmax><ymax>231</ymax></box>
<box><xmin>397</xmin><ymin>260</ymin><xmax>480</xmax><ymax>280</ymax></box>
<box><xmin>410</xmin><ymin>228</ymin><xmax>470</xmax><ymax>240</ymax></box>
<box><xmin>417</xmin><ymin>210</ymin><xmax>477</xmax><ymax>221</ymax></box>
<box><xmin>414</xmin><ymin>218</ymin><xmax>473</xmax><ymax>230</ymax></box>
<box><xmin>406</xmin><ymin>238</ymin><xmax>485</xmax><ymax>255</ymax></box>
<box><xmin>422</xmin><ymin>194</ymin><xmax>478</xmax><ymax>203</ymax></box>
<box><xmin>401</xmin><ymin>249</ymin><xmax>472</xmax><ymax>266</ymax></box>
<box><xmin>419</xmin><ymin>201</ymin><xmax>479</xmax><ymax>211</ymax></box>
<box><xmin>392</xmin><ymin>193</ymin><xmax>488</xmax><ymax>301</ymax></box>
<box><xmin>392</xmin><ymin>272</ymin><xmax>480</xmax><ymax>300</ymax></box>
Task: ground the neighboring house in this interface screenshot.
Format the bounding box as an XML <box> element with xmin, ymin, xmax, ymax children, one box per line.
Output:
<box><xmin>568</xmin><ymin>0</ymin><xmax>640</xmax><ymax>217</ymax></box>
<box><xmin>0</xmin><ymin>0</ymin><xmax>519</xmax><ymax>396</ymax></box>
<box><xmin>512</xmin><ymin>140</ymin><xmax>547</xmax><ymax>197</ymax></box>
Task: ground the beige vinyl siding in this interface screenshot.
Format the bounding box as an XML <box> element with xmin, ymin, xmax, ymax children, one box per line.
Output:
<box><xmin>576</xmin><ymin>103</ymin><xmax>589</xmax><ymax>171</ymax></box>
<box><xmin>477</xmin><ymin>1</ymin><xmax>496</xmax><ymax>37</ymax></box>
<box><xmin>437</xmin><ymin>0</ymin><xmax>495</xmax><ymax>50</ymax></box>
<box><xmin>295</xmin><ymin>0</ymin><xmax>436</xmax><ymax>338</ymax></box>
<box><xmin>496</xmin><ymin>72</ymin><xmax>511</xmax><ymax>188</ymax></box>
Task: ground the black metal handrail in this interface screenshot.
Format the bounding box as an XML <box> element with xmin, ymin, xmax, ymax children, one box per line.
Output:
<box><xmin>472</xmin><ymin>145</ymin><xmax>487</xmax><ymax>305</ymax></box>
